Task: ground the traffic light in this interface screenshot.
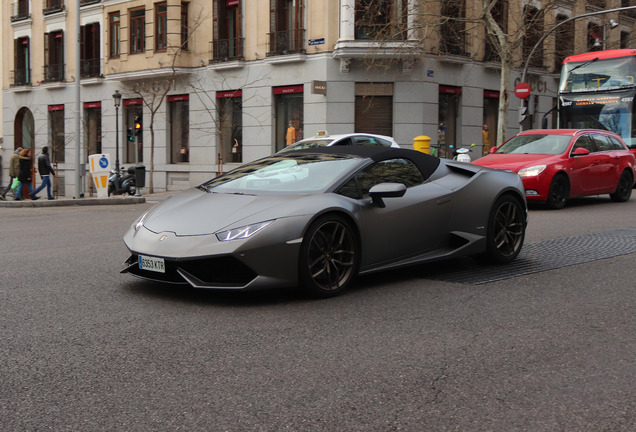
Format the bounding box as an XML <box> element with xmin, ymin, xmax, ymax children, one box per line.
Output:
<box><xmin>134</xmin><ymin>116</ymin><xmax>142</xmax><ymax>136</ymax></box>
<box><xmin>518</xmin><ymin>106</ymin><xmax>528</xmax><ymax>123</ymax></box>
<box><xmin>127</xmin><ymin>128</ymin><xmax>134</xmax><ymax>142</ymax></box>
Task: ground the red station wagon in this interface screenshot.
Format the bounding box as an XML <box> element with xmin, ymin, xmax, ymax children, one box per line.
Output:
<box><xmin>473</xmin><ymin>129</ymin><xmax>636</xmax><ymax>209</ymax></box>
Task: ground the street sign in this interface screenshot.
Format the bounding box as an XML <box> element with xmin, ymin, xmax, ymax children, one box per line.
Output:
<box><xmin>514</xmin><ymin>82</ymin><xmax>531</xmax><ymax>99</ymax></box>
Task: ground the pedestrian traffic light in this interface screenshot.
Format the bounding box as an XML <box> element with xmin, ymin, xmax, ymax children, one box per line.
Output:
<box><xmin>134</xmin><ymin>116</ymin><xmax>142</xmax><ymax>136</ymax></box>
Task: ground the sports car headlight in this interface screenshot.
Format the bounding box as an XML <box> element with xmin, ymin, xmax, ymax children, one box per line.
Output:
<box><xmin>518</xmin><ymin>165</ymin><xmax>547</xmax><ymax>177</ymax></box>
<box><xmin>133</xmin><ymin>212</ymin><xmax>148</xmax><ymax>232</ymax></box>
<box><xmin>216</xmin><ymin>221</ymin><xmax>273</xmax><ymax>242</ymax></box>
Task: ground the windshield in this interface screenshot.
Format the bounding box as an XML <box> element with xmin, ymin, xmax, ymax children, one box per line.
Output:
<box><xmin>200</xmin><ymin>153</ymin><xmax>361</xmax><ymax>194</ymax></box>
<box><xmin>495</xmin><ymin>135</ymin><xmax>571</xmax><ymax>155</ymax></box>
<box><xmin>560</xmin><ymin>56</ymin><xmax>636</xmax><ymax>93</ymax></box>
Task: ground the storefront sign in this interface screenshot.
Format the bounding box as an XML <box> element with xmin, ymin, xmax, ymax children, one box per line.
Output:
<box><xmin>439</xmin><ymin>85</ymin><xmax>462</xmax><ymax>95</ymax></box>
<box><xmin>83</xmin><ymin>101</ymin><xmax>102</xmax><ymax>109</ymax></box>
<box><xmin>168</xmin><ymin>94</ymin><xmax>189</xmax><ymax>102</ymax></box>
<box><xmin>216</xmin><ymin>89</ymin><xmax>243</xmax><ymax>98</ymax></box>
<box><xmin>312</xmin><ymin>80</ymin><xmax>327</xmax><ymax>95</ymax></box>
<box><xmin>124</xmin><ymin>98</ymin><xmax>143</xmax><ymax>106</ymax></box>
<box><xmin>273</xmin><ymin>85</ymin><xmax>304</xmax><ymax>95</ymax></box>
<box><xmin>48</xmin><ymin>104</ymin><xmax>64</xmax><ymax>111</ymax></box>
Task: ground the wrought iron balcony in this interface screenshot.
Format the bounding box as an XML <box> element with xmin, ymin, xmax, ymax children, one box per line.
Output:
<box><xmin>11</xmin><ymin>68</ymin><xmax>31</xmax><ymax>87</ymax></box>
<box><xmin>43</xmin><ymin>0</ymin><xmax>64</xmax><ymax>15</ymax></box>
<box><xmin>80</xmin><ymin>58</ymin><xmax>101</xmax><ymax>78</ymax></box>
<box><xmin>210</xmin><ymin>38</ymin><xmax>244</xmax><ymax>63</ymax></box>
<box><xmin>44</xmin><ymin>63</ymin><xmax>65</xmax><ymax>83</ymax></box>
<box><xmin>267</xmin><ymin>29</ymin><xmax>305</xmax><ymax>56</ymax></box>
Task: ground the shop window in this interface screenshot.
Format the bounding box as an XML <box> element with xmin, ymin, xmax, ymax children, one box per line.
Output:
<box><xmin>169</xmin><ymin>95</ymin><xmax>190</xmax><ymax>163</ymax></box>
<box><xmin>274</xmin><ymin>85</ymin><xmax>304</xmax><ymax>152</ymax></box>
<box><xmin>438</xmin><ymin>85</ymin><xmax>461</xmax><ymax>158</ymax></box>
<box><xmin>217</xmin><ymin>91</ymin><xmax>243</xmax><ymax>163</ymax></box>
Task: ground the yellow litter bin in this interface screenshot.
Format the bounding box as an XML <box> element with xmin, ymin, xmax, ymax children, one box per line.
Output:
<box><xmin>413</xmin><ymin>135</ymin><xmax>431</xmax><ymax>154</ymax></box>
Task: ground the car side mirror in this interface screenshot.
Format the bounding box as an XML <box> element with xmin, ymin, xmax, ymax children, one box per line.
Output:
<box><xmin>572</xmin><ymin>147</ymin><xmax>590</xmax><ymax>157</ymax></box>
<box><xmin>369</xmin><ymin>183</ymin><xmax>407</xmax><ymax>208</ymax></box>
<box><xmin>489</xmin><ymin>147</ymin><xmax>497</xmax><ymax>154</ymax></box>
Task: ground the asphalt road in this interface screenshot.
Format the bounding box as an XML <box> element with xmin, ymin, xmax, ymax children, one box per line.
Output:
<box><xmin>2</xmin><ymin>195</ymin><xmax>635</xmax><ymax>431</ymax></box>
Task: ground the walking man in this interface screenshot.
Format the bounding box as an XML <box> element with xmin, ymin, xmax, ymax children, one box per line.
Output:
<box><xmin>32</xmin><ymin>146</ymin><xmax>56</xmax><ymax>200</ymax></box>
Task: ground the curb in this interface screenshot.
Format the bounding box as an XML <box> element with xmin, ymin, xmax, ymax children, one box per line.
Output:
<box><xmin>0</xmin><ymin>196</ymin><xmax>146</xmax><ymax>208</ymax></box>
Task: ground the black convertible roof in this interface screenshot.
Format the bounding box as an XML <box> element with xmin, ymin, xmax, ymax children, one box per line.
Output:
<box><xmin>292</xmin><ymin>146</ymin><xmax>441</xmax><ymax>180</ymax></box>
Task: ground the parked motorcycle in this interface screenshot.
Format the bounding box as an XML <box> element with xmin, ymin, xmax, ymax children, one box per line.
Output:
<box><xmin>453</xmin><ymin>143</ymin><xmax>476</xmax><ymax>162</ymax></box>
<box><xmin>108</xmin><ymin>166</ymin><xmax>136</xmax><ymax>196</ymax></box>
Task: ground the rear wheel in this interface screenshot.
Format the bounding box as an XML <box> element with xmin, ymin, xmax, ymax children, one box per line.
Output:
<box><xmin>609</xmin><ymin>170</ymin><xmax>633</xmax><ymax>202</ymax></box>
<box><xmin>481</xmin><ymin>195</ymin><xmax>526</xmax><ymax>264</ymax></box>
<box><xmin>546</xmin><ymin>174</ymin><xmax>569</xmax><ymax>210</ymax></box>
<box><xmin>299</xmin><ymin>215</ymin><xmax>359</xmax><ymax>298</ymax></box>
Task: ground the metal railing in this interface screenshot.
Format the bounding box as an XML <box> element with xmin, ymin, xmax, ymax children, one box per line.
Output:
<box><xmin>43</xmin><ymin>0</ymin><xmax>64</xmax><ymax>15</ymax></box>
<box><xmin>80</xmin><ymin>58</ymin><xmax>101</xmax><ymax>78</ymax></box>
<box><xmin>210</xmin><ymin>38</ymin><xmax>244</xmax><ymax>63</ymax></box>
<box><xmin>11</xmin><ymin>68</ymin><xmax>31</xmax><ymax>87</ymax></box>
<box><xmin>267</xmin><ymin>29</ymin><xmax>305</xmax><ymax>56</ymax></box>
<box><xmin>44</xmin><ymin>63</ymin><xmax>65</xmax><ymax>83</ymax></box>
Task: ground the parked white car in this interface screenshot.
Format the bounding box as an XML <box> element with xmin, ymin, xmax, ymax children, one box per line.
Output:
<box><xmin>279</xmin><ymin>132</ymin><xmax>401</xmax><ymax>152</ymax></box>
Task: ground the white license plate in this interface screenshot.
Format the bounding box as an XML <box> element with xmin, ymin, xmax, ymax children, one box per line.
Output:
<box><xmin>138</xmin><ymin>255</ymin><xmax>165</xmax><ymax>273</ymax></box>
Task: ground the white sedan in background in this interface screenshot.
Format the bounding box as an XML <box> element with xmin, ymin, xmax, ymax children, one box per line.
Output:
<box><xmin>279</xmin><ymin>132</ymin><xmax>401</xmax><ymax>152</ymax></box>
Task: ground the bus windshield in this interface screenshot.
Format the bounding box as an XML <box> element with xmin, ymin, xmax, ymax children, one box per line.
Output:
<box><xmin>559</xmin><ymin>56</ymin><xmax>636</xmax><ymax>93</ymax></box>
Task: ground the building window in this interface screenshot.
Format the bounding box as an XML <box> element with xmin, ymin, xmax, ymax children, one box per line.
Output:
<box><xmin>44</xmin><ymin>0</ymin><xmax>64</xmax><ymax>15</ymax></box>
<box><xmin>355</xmin><ymin>0</ymin><xmax>407</xmax><ymax>40</ymax></box>
<box><xmin>11</xmin><ymin>0</ymin><xmax>30</xmax><ymax>21</ymax></box>
<box><xmin>156</xmin><ymin>2</ymin><xmax>167</xmax><ymax>51</ymax></box>
<box><xmin>554</xmin><ymin>14</ymin><xmax>573</xmax><ymax>73</ymax></box>
<box><xmin>181</xmin><ymin>3</ymin><xmax>189</xmax><ymax>50</ymax></box>
<box><xmin>44</xmin><ymin>31</ymin><xmax>64</xmax><ymax>83</ymax></box>
<box><xmin>217</xmin><ymin>91</ymin><xmax>243</xmax><ymax>163</ymax></box>
<box><xmin>109</xmin><ymin>12</ymin><xmax>121</xmax><ymax>57</ymax></box>
<box><xmin>212</xmin><ymin>0</ymin><xmax>243</xmax><ymax>61</ymax></box>
<box><xmin>354</xmin><ymin>82</ymin><xmax>393</xmax><ymax>137</ymax></box>
<box><xmin>274</xmin><ymin>85</ymin><xmax>303</xmax><ymax>152</ymax></box>
<box><xmin>438</xmin><ymin>85</ymin><xmax>461</xmax><ymax>158</ymax></box>
<box><xmin>523</xmin><ymin>5</ymin><xmax>544</xmax><ymax>67</ymax></box>
<box><xmin>130</xmin><ymin>7</ymin><xmax>146</xmax><ymax>54</ymax></box>
<box><xmin>13</xmin><ymin>37</ymin><xmax>30</xmax><ymax>86</ymax></box>
<box><xmin>48</xmin><ymin>105</ymin><xmax>65</xmax><ymax>163</ymax></box>
<box><xmin>440</xmin><ymin>0</ymin><xmax>466</xmax><ymax>56</ymax></box>
<box><xmin>169</xmin><ymin>95</ymin><xmax>190</xmax><ymax>163</ymax></box>
<box><xmin>268</xmin><ymin>0</ymin><xmax>304</xmax><ymax>56</ymax></box>
<box><xmin>84</xmin><ymin>102</ymin><xmax>102</xmax><ymax>158</ymax></box>
<box><xmin>484</xmin><ymin>0</ymin><xmax>507</xmax><ymax>62</ymax></box>
<box><xmin>81</xmin><ymin>23</ymin><xmax>100</xmax><ymax>78</ymax></box>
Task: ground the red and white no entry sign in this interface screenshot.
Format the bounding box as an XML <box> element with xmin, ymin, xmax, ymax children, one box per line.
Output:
<box><xmin>514</xmin><ymin>82</ymin><xmax>531</xmax><ymax>99</ymax></box>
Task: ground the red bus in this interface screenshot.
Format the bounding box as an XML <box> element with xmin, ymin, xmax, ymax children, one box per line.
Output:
<box><xmin>558</xmin><ymin>49</ymin><xmax>636</xmax><ymax>156</ymax></box>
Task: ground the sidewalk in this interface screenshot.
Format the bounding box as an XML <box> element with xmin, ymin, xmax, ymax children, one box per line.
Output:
<box><xmin>0</xmin><ymin>190</ymin><xmax>177</xmax><ymax>208</ymax></box>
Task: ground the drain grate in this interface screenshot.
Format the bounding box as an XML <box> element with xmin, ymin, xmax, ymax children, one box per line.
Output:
<box><xmin>425</xmin><ymin>227</ymin><xmax>636</xmax><ymax>285</ymax></box>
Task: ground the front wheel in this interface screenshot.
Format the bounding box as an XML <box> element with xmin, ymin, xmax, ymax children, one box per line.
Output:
<box><xmin>299</xmin><ymin>215</ymin><xmax>359</xmax><ymax>298</ymax></box>
<box><xmin>609</xmin><ymin>170</ymin><xmax>633</xmax><ymax>202</ymax></box>
<box><xmin>546</xmin><ymin>174</ymin><xmax>569</xmax><ymax>210</ymax></box>
<box><xmin>480</xmin><ymin>195</ymin><xmax>526</xmax><ymax>264</ymax></box>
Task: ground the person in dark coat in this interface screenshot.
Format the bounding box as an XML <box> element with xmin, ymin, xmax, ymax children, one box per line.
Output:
<box><xmin>31</xmin><ymin>146</ymin><xmax>56</xmax><ymax>200</ymax></box>
<box><xmin>1</xmin><ymin>147</ymin><xmax>22</xmax><ymax>199</ymax></box>
<box><xmin>15</xmin><ymin>148</ymin><xmax>40</xmax><ymax>201</ymax></box>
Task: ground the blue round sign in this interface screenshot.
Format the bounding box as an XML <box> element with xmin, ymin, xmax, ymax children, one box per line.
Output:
<box><xmin>99</xmin><ymin>157</ymin><xmax>109</xmax><ymax>169</ymax></box>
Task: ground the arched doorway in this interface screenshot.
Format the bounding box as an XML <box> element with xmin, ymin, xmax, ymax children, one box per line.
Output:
<box><xmin>14</xmin><ymin>107</ymin><xmax>35</xmax><ymax>150</ymax></box>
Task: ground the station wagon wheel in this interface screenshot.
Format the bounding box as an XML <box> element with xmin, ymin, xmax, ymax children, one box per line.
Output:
<box><xmin>480</xmin><ymin>195</ymin><xmax>526</xmax><ymax>264</ymax></box>
<box><xmin>609</xmin><ymin>170</ymin><xmax>633</xmax><ymax>202</ymax></box>
<box><xmin>299</xmin><ymin>215</ymin><xmax>359</xmax><ymax>298</ymax></box>
<box><xmin>546</xmin><ymin>174</ymin><xmax>569</xmax><ymax>210</ymax></box>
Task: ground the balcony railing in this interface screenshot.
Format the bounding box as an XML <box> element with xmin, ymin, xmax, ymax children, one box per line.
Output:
<box><xmin>267</xmin><ymin>29</ymin><xmax>305</xmax><ymax>56</ymax></box>
<box><xmin>80</xmin><ymin>58</ymin><xmax>101</xmax><ymax>78</ymax></box>
<box><xmin>80</xmin><ymin>0</ymin><xmax>101</xmax><ymax>5</ymax></box>
<box><xmin>11</xmin><ymin>1</ymin><xmax>30</xmax><ymax>22</ymax></box>
<box><xmin>11</xmin><ymin>68</ymin><xmax>31</xmax><ymax>87</ymax></box>
<box><xmin>43</xmin><ymin>0</ymin><xmax>64</xmax><ymax>15</ymax></box>
<box><xmin>210</xmin><ymin>38</ymin><xmax>244</xmax><ymax>63</ymax></box>
<box><xmin>44</xmin><ymin>63</ymin><xmax>65</xmax><ymax>83</ymax></box>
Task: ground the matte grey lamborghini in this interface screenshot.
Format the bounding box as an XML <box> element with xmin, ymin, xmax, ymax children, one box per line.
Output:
<box><xmin>122</xmin><ymin>147</ymin><xmax>527</xmax><ymax>297</ymax></box>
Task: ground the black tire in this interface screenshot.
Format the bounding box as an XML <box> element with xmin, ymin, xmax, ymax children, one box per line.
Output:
<box><xmin>481</xmin><ymin>195</ymin><xmax>526</xmax><ymax>264</ymax></box>
<box><xmin>299</xmin><ymin>214</ymin><xmax>359</xmax><ymax>298</ymax></box>
<box><xmin>546</xmin><ymin>174</ymin><xmax>569</xmax><ymax>210</ymax></box>
<box><xmin>609</xmin><ymin>170</ymin><xmax>633</xmax><ymax>202</ymax></box>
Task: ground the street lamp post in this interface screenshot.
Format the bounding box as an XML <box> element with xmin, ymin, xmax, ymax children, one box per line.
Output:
<box><xmin>113</xmin><ymin>90</ymin><xmax>122</xmax><ymax>193</ymax></box>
